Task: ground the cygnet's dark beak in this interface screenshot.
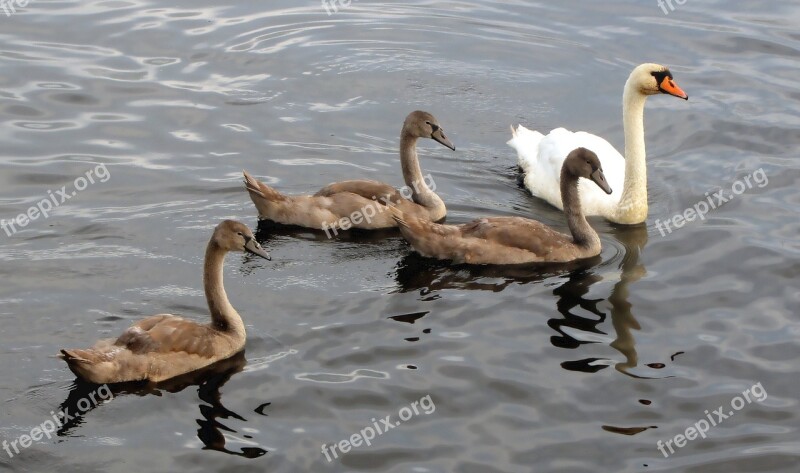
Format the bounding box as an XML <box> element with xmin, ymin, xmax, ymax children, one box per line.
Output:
<box><xmin>590</xmin><ymin>168</ymin><xmax>613</xmax><ymax>195</ymax></box>
<box><xmin>431</xmin><ymin>127</ymin><xmax>455</xmax><ymax>151</ymax></box>
<box><xmin>244</xmin><ymin>237</ymin><xmax>271</xmax><ymax>260</ymax></box>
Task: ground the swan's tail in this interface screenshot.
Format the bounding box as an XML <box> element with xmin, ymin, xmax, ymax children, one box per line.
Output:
<box><xmin>507</xmin><ymin>125</ymin><xmax>545</xmax><ymax>174</ymax></box>
<box><xmin>388</xmin><ymin>205</ymin><xmax>462</xmax><ymax>260</ymax></box>
<box><xmin>387</xmin><ymin>205</ymin><xmax>409</xmax><ymax>230</ymax></box>
<box><xmin>60</xmin><ymin>348</ymin><xmax>91</xmax><ymax>363</ymax></box>
<box><xmin>243</xmin><ymin>170</ymin><xmax>288</xmax><ymax>202</ymax></box>
<box><xmin>60</xmin><ymin>348</ymin><xmax>113</xmax><ymax>382</ymax></box>
<box><xmin>388</xmin><ymin>205</ymin><xmax>438</xmax><ymax>256</ymax></box>
<box><xmin>243</xmin><ymin>170</ymin><xmax>291</xmax><ymax>220</ymax></box>
<box><xmin>388</xmin><ymin>205</ymin><xmax>431</xmax><ymax>238</ymax></box>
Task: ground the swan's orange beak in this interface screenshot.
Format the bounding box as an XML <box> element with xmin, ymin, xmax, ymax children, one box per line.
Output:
<box><xmin>659</xmin><ymin>76</ymin><xmax>688</xmax><ymax>100</ymax></box>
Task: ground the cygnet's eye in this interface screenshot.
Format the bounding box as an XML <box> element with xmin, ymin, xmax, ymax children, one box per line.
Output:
<box><xmin>426</xmin><ymin>121</ymin><xmax>440</xmax><ymax>132</ymax></box>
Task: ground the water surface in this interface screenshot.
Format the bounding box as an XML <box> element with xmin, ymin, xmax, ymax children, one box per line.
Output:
<box><xmin>0</xmin><ymin>1</ymin><xmax>798</xmax><ymax>472</ymax></box>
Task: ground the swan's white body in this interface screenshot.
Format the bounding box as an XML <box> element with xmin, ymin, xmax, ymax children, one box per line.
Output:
<box><xmin>508</xmin><ymin>63</ymin><xmax>688</xmax><ymax>225</ymax></box>
<box><xmin>510</xmin><ymin>126</ymin><xmax>625</xmax><ymax>218</ymax></box>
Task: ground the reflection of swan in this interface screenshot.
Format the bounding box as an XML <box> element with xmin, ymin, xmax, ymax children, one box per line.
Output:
<box><xmin>56</xmin><ymin>352</ymin><xmax>267</xmax><ymax>458</ymax></box>
<box><xmin>392</xmin><ymin>249</ymin><xmax>601</xmax><ymax>294</ymax></box>
<box><xmin>607</xmin><ymin>224</ymin><xmax>648</xmax><ymax>375</ymax></box>
<box><xmin>191</xmin><ymin>353</ymin><xmax>268</xmax><ymax>459</ymax></box>
<box><xmin>553</xmin><ymin>224</ymin><xmax>653</xmax><ymax>377</ymax></box>
<box><xmin>549</xmin><ymin>269</ymin><xmax>606</xmax><ymax>352</ymax></box>
<box><xmin>390</xmin><ymin>221</ymin><xmax>660</xmax><ymax>378</ymax></box>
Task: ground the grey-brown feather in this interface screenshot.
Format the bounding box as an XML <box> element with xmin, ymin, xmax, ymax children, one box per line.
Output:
<box><xmin>393</xmin><ymin>148</ymin><xmax>607</xmax><ymax>265</ymax></box>
<box><xmin>242</xmin><ymin>111</ymin><xmax>453</xmax><ymax>232</ymax></box>
<box><xmin>59</xmin><ymin>220</ymin><xmax>264</xmax><ymax>385</ymax></box>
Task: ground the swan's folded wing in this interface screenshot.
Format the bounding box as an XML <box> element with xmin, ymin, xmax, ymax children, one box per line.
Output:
<box><xmin>314</xmin><ymin>180</ymin><xmax>403</xmax><ymax>204</ymax></box>
<box><xmin>115</xmin><ymin>315</ymin><xmax>217</xmax><ymax>357</ymax></box>
<box><xmin>542</xmin><ymin>131</ymin><xmax>625</xmax><ymax>189</ymax></box>
<box><xmin>508</xmin><ymin>125</ymin><xmax>544</xmax><ymax>172</ymax></box>
<box><xmin>460</xmin><ymin>217</ymin><xmax>573</xmax><ymax>255</ymax></box>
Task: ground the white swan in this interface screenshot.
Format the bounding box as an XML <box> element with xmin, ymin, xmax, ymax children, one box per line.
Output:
<box><xmin>508</xmin><ymin>63</ymin><xmax>688</xmax><ymax>225</ymax></box>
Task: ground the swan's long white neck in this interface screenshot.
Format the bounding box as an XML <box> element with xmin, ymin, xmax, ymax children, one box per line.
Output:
<box><xmin>618</xmin><ymin>80</ymin><xmax>649</xmax><ymax>223</ymax></box>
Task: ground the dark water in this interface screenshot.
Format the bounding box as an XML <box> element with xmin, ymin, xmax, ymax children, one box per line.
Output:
<box><xmin>1</xmin><ymin>1</ymin><xmax>798</xmax><ymax>472</ymax></box>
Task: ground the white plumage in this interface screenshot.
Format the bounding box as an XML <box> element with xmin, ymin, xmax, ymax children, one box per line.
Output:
<box><xmin>509</xmin><ymin>125</ymin><xmax>624</xmax><ymax>218</ymax></box>
<box><xmin>507</xmin><ymin>63</ymin><xmax>689</xmax><ymax>225</ymax></box>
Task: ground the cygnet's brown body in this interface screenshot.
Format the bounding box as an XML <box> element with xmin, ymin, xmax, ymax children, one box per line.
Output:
<box><xmin>243</xmin><ymin>111</ymin><xmax>455</xmax><ymax>232</ymax></box>
<box><xmin>392</xmin><ymin>148</ymin><xmax>612</xmax><ymax>265</ymax></box>
<box><xmin>59</xmin><ymin>220</ymin><xmax>270</xmax><ymax>384</ymax></box>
